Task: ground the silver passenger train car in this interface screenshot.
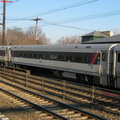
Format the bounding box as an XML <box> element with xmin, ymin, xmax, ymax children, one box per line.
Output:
<box><xmin>0</xmin><ymin>44</ymin><xmax>120</xmax><ymax>88</ymax></box>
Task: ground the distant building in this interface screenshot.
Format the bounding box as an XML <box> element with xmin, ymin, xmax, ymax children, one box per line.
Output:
<box><xmin>83</xmin><ymin>34</ymin><xmax>120</xmax><ymax>44</ymax></box>
<box><xmin>81</xmin><ymin>31</ymin><xmax>113</xmax><ymax>43</ymax></box>
<box><xmin>101</xmin><ymin>31</ymin><xmax>114</xmax><ymax>37</ymax></box>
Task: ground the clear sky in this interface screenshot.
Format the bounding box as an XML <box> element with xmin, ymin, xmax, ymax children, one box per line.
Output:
<box><xmin>0</xmin><ymin>0</ymin><xmax>120</xmax><ymax>43</ymax></box>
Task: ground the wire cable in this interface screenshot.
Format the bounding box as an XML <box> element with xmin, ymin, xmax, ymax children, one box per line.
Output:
<box><xmin>0</xmin><ymin>0</ymin><xmax>20</xmax><ymax>9</ymax></box>
<box><xmin>43</xmin><ymin>9</ymin><xmax>120</xmax><ymax>24</ymax></box>
<box><xmin>41</xmin><ymin>20</ymin><xmax>94</xmax><ymax>31</ymax></box>
<box><xmin>6</xmin><ymin>0</ymin><xmax>99</xmax><ymax>20</ymax></box>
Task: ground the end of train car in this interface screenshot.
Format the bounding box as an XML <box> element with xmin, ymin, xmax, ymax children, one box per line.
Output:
<box><xmin>0</xmin><ymin>46</ymin><xmax>10</xmax><ymax>65</ymax></box>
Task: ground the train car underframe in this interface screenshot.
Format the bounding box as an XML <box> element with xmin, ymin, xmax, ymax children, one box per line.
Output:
<box><xmin>6</xmin><ymin>61</ymin><xmax>118</xmax><ymax>88</ymax></box>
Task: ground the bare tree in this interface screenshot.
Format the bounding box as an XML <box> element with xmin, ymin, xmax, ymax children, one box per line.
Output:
<box><xmin>20</xmin><ymin>36</ymin><xmax>36</xmax><ymax>45</ymax></box>
<box><xmin>56</xmin><ymin>35</ymin><xmax>81</xmax><ymax>44</ymax></box>
<box><xmin>6</xmin><ymin>27</ymin><xmax>27</xmax><ymax>45</ymax></box>
<box><xmin>26</xmin><ymin>26</ymin><xmax>41</xmax><ymax>38</ymax></box>
<box><xmin>26</xmin><ymin>26</ymin><xmax>52</xmax><ymax>45</ymax></box>
<box><xmin>38</xmin><ymin>36</ymin><xmax>52</xmax><ymax>45</ymax></box>
<box><xmin>2</xmin><ymin>26</ymin><xmax>52</xmax><ymax>45</ymax></box>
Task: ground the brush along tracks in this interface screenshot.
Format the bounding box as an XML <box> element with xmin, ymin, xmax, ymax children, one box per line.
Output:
<box><xmin>0</xmin><ymin>81</ymin><xmax>108</xmax><ymax>120</ymax></box>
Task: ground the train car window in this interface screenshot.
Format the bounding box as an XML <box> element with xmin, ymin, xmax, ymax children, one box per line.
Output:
<box><xmin>28</xmin><ymin>54</ymin><xmax>32</xmax><ymax>58</ymax></box>
<box><xmin>58</xmin><ymin>55</ymin><xmax>64</xmax><ymax>61</ymax></box>
<box><xmin>0</xmin><ymin>50</ymin><xmax>5</xmax><ymax>56</ymax></box>
<box><xmin>75</xmin><ymin>56</ymin><xmax>82</xmax><ymax>62</ymax></box>
<box><xmin>17</xmin><ymin>53</ymin><xmax>19</xmax><ymax>57</ymax></box>
<box><xmin>39</xmin><ymin>54</ymin><xmax>43</xmax><ymax>59</ymax></box>
<box><xmin>102</xmin><ymin>53</ymin><xmax>107</xmax><ymax>61</ymax></box>
<box><xmin>16</xmin><ymin>51</ymin><xmax>100</xmax><ymax>64</ymax></box>
<box><xmin>14</xmin><ymin>53</ymin><xmax>17</xmax><ymax>57</ymax></box>
<box><xmin>66</xmin><ymin>56</ymin><xmax>72</xmax><ymax>61</ymax></box>
<box><xmin>16</xmin><ymin>54</ymin><xmax>19</xmax><ymax>57</ymax></box>
<box><xmin>0</xmin><ymin>50</ymin><xmax>4</xmax><ymax>56</ymax></box>
<box><xmin>18</xmin><ymin>53</ymin><xmax>21</xmax><ymax>57</ymax></box>
<box><xmin>24</xmin><ymin>54</ymin><xmax>27</xmax><ymax>58</ymax></box>
<box><xmin>84</xmin><ymin>56</ymin><xmax>88</xmax><ymax>62</ymax></box>
<box><xmin>50</xmin><ymin>55</ymin><xmax>57</xmax><ymax>60</ymax></box>
<box><xmin>118</xmin><ymin>53</ymin><xmax>120</xmax><ymax>62</ymax></box>
<box><xmin>33</xmin><ymin>54</ymin><xmax>38</xmax><ymax>58</ymax></box>
<box><xmin>14</xmin><ymin>51</ymin><xmax>18</xmax><ymax>57</ymax></box>
<box><xmin>19</xmin><ymin>54</ymin><xmax>22</xmax><ymax>57</ymax></box>
<box><xmin>43</xmin><ymin>54</ymin><xmax>47</xmax><ymax>59</ymax></box>
<box><xmin>17</xmin><ymin>54</ymin><xmax>19</xmax><ymax>57</ymax></box>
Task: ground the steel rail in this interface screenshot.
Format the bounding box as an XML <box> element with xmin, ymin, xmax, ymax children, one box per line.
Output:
<box><xmin>0</xmin><ymin>88</ymin><xmax>68</xmax><ymax>120</ymax></box>
<box><xmin>1</xmin><ymin>70</ymin><xmax>120</xmax><ymax>115</ymax></box>
<box><xmin>0</xmin><ymin>80</ymin><xmax>108</xmax><ymax>120</ymax></box>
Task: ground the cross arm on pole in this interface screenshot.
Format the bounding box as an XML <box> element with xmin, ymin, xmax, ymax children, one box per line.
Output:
<box><xmin>0</xmin><ymin>1</ymin><xmax>12</xmax><ymax>3</ymax></box>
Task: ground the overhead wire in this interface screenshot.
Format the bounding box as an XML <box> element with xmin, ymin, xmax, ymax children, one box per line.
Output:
<box><xmin>22</xmin><ymin>0</ymin><xmax>99</xmax><ymax>19</ymax></box>
<box><xmin>0</xmin><ymin>0</ymin><xmax>20</xmax><ymax>9</ymax></box>
<box><xmin>3</xmin><ymin>0</ymin><xmax>119</xmax><ymax>31</ymax></box>
<box><xmin>6</xmin><ymin>0</ymin><xmax>100</xmax><ymax>21</ymax></box>
<box><xmin>5</xmin><ymin>0</ymin><xmax>100</xmax><ymax>31</ymax></box>
<box><xmin>6</xmin><ymin>8</ymin><xmax>120</xmax><ymax>31</ymax></box>
<box><xmin>41</xmin><ymin>20</ymin><xmax>94</xmax><ymax>31</ymax></box>
<box><xmin>45</xmin><ymin>9</ymin><xmax>120</xmax><ymax>24</ymax></box>
<box><xmin>5</xmin><ymin>9</ymin><xmax>120</xmax><ymax>23</ymax></box>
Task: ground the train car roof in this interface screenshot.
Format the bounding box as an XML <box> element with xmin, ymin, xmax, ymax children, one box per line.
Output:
<box><xmin>10</xmin><ymin>44</ymin><xmax>118</xmax><ymax>52</ymax></box>
<box><xmin>113</xmin><ymin>44</ymin><xmax>120</xmax><ymax>51</ymax></box>
<box><xmin>83</xmin><ymin>34</ymin><xmax>120</xmax><ymax>44</ymax></box>
<box><xmin>0</xmin><ymin>46</ymin><xmax>9</xmax><ymax>50</ymax></box>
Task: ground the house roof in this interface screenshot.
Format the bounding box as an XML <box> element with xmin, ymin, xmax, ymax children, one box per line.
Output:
<box><xmin>82</xmin><ymin>31</ymin><xmax>108</xmax><ymax>37</ymax></box>
<box><xmin>83</xmin><ymin>34</ymin><xmax>120</xmax><ymax>44</ymax></box>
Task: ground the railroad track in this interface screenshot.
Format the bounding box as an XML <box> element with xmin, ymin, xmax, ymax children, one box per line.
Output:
<box><xmin>15</xmin><ymin>74</ymin><xmax>120</xmax><ymax>115</ymax></box>
<box><xmin>1</xmin><ymin>70</ymin><xmax>120</xmax><ymax>116</ymax></box>
<box><xmin>0</xmin><ymin>66</ymin><xmax>120</xmax><ymax>118</ymax></box>
<box><xmin>0</xmin><ymin>81</ymin><xmax>108</xmax><ymax>120</ymax></box>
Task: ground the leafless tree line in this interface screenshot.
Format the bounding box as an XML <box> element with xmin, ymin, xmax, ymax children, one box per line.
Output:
<box><xmin>56</xmin><ymin>36</ymin><xmax>81</xmax><ymax>44</ymax></box>
<box><xmin>0</xmin><ymin>26</ymin><xmax>81</xmax><ymax>45</ymax></box>
<box><xmin>0</xmin><ymin>26</ymin><xmax>51</xmax><ymax>45</ymax></box>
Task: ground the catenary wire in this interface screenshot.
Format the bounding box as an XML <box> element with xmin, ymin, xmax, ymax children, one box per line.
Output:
<box><xmin>45</xmin><ymin>9</ymin><xmax>120</xmax><ymax>24</ymax></box>
<box><xmin>5</xmin><ymin>9</ymin><xmax>120</xmax><ymax>31</ymax></box>
<box><xmin>0</xmin><ymin>0</ymin><xmax>20</xmax><ymax>9</ymax></box>
<box><xmin>5</xmin><ymin>0</ymin><xmax>100</xmax><ymax>21</ymax></box>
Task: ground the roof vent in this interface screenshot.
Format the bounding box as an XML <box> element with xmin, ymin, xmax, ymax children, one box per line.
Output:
<box><xmin>86</xmin><ymin>46</ymin><xmax>91</xmax><ymax>48</ymax></box>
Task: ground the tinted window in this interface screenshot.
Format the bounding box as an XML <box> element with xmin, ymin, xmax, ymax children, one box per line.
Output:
<box><xmin>13</xmin><ymin>51</ymin><xmax>100</xmax><ymax>64</ymax></box>
<box><xmin>118</xmin><ymin>53</ymin><xmax>120</xmax><ymax>62</ymax></box>
<box><xmin>102</xmin><ymin>52</ymin><xmax>107</xmax><ymax>61</ymax></box>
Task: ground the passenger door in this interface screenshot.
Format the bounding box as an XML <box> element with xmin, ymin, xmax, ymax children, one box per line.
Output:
<box><xmin>101</xmin><ymin>52</ymin><xmax>107</xmax><ymax>75</ymax></box>
<box><xmin>101</xmin><ymin>51</ymin><xmax>108</xmax><ymax>85</ymax></box>
<box><xmin>115</xmin><ymin>52</ymin><xmax>120</xmax><ymax>88</ymax></box>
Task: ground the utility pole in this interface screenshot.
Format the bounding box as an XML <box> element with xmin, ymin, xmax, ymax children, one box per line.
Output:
<box><xmin>32</xmin><ymin>17</ymin><xmax>42</xmax><ymax>45</ymax></box>
<box><xmin>0</xmin><ymin>0</ymin><xmax>12</xmax><ymax>45</ymax></box>
<box><xmin>2</xmin><ymin>0</ymin><xmax>6</xmax><ymax>45</ymax></box>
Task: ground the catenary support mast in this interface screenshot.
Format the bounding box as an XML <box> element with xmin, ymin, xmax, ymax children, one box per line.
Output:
<box><xmin>1</xmin><ymin>0</ymin><xmax>12</xmax><ymax>45</ymax></box>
